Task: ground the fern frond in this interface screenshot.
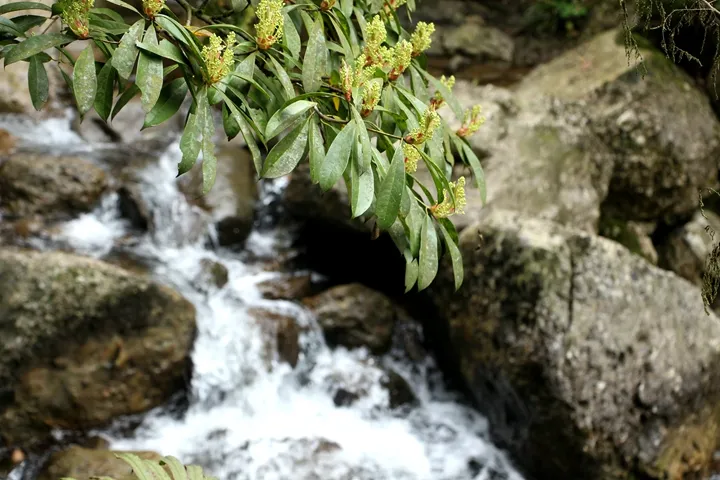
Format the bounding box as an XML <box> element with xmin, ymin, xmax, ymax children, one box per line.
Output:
<box><xmin>62</xmin><ymin>454</ymin><xmax>216</xmax><ymax>480</ymax></box>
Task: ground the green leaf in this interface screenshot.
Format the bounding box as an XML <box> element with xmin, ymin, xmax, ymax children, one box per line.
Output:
<box><xmin>91</xmin><ymin>7</ymin><xmax>125</xmax><ymax>22</ymax></box>
<box><xmin>115</xmin><ymin>454</ymin><xmax>153</xmax><ymax>480</ymax></box>
<box><xmin>90</xmin><ymin>18</ymin><xmax>130</xmax><ymax>35</ymax></box>
<box><xmin>319</xmin><ymin>120</ymin><xmax>355</xmax><ymax>191</ymax></box>
<box><xmin>261</xmin><ymin>117</ymin><xmax>310</xmax><ymax>178</ymax></box>
<box><xmin>0</xmin><ymin>2</ymin><xmax>50</xmax><ymax>14</ymax></box>
<box><xmin>136</xmin><ymin>25</ymin><xmax>163</xmax><ymax>113</ymax></box>
<box><xmin>136</xmin><ymin>38</ymin><xmax>187</xmax><ymax>65</ymax></box>
<box><xmin>375</xmin><ymin>145</ymin><xmax>405</xmax><ymax>230</ymax></box>
<box><xmin>302</xmin><ymin>15</ymin><xmax>327</xmax><ymax>93</ymax></box>
<box><xmin>264</xmin><ymin>99</ymin><xmax>316</xmax><ymax>140</ymax></box>
<box><xmin>351</xmin><ymin>106</ymin><xmax>372</xmax><ymax>173</ymax></box>
<box><xmin>112</xmin><ymin>19</ymin><xmax>144</xmax><ymax>80</ymax></box>
<box><xmin>267</xmin><ymin>54</ymin><xmax>295</xmax><ymax>100</ymax></box>
<box><xmin>231</xmin><ymin>0</ymin><xmax>248</xmax><ymax>11</ymax></box>
<box><xmin>161</xmin><ymin>457</ymin><xmax>187</xmax><ymax>480</ymax></box>
<box><xmin>73</xmin><ymin>45</ymin><xmax>97</xmax><ymax>116</ymax></box>
<box><xmin>404</xmin><ymin>255</ymin><xmax>418</xmax><ymax>293</ymax></box>
<box><xmin>308</xmin><ymin>116</ymin><xmax>325</xmax><ymax>184</ymax></box>
<box><xmin>143</xmin><ymin>77</ymin><xmax>188</xmax><ymax>129</ymax></box>
<box><xmin>0</xmin><ymin>17</ymin><xmax>23</xmax><ymax>36</ymax></box>
<box><xmin>94</xmin><ymin>62</ymin><xmax>115</xmax><ymax>122</ymax></box>
<box><xmin>438</xmin><ymin>220</ymin><xmax>463</xmax><ymax>291</ymax></box>
<box><xmin>222</xmin><ymin>102</ymin><xmax>240</xmax><ymax>140</ymax></box>
<box><xmin>3</xmin><ymin>33</ymin><xmax>73</xmax><ymax>65</ymax></box>
<box><xmin>27</xmin><ymin>54</ymin><xmax>48</xmax><ymax>111</ymax></box>
<box><xmin>217</xmin><ymin>89</ymin><xmax>263</xmax><ymax>174</ymax></box>
<box><xmin>187</xmin><ymin>465</ymin><xmax>204</xmax><ymax>480</ymax></box>
<box><xmin>349</xmin><ymin>159</ymin><xmax>374</xmax><ymax>218</ymax></box>
<box><xmin>201</xmin><ymin>95</ymin><xmax>216</xmax><ymax>194</ymax></box>
<box><xmin>13</xmin><ymin>15</ymin><xmax>47</xmax><ymax>33</ymax></box>
<box><xmin>179</xmin><ymin>89</ymin><xmax>207</xmax><ymax>176</ymax></box>
<box><xmin>459</xmin><ymin>141</ymin><xmax>487</xmax><ymax>205</ymax></box>
<box><xmin>418</xmin><ymin>214</ymin><xmax>439</xmax><ymax>291</ymax></box>
<box><xmin>283</xmin><ymin>12</ymin><xmax>301</xmax><ymax>61</ymax></box>
<box><xmin>105</xmin><ymin>0</ymin><xmax>141</xmax><ymax>14</ymax></box>
<box><xmin>409</xmin><ymin>66</ymin><xmax>428</xmax><ymax>103</ymax></box>
<box><xmin>111</xmin><ymin>83</ymin><xmax>139</xmax><ymax>119</ymax></box>
<box><xmin>228</xmin><ymin>52</ymin><xmax>256</xmax><ymax>92</ymax></box>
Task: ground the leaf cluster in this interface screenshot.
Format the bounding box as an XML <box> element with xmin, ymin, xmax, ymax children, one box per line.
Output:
<box><xmin>0</xmin><ymin>0</ymin><xmax>488</xmax><ymax>291</ymax></box>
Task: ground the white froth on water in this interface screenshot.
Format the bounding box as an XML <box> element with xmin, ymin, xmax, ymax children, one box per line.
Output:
<box><xmin>47</xmin><ymin>138</ymin><xmax>524</xmax><ymax>480</ymax></box>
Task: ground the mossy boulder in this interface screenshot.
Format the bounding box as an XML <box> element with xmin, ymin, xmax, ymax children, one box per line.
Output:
<box><xmin>517</xmin><ymin>29</ymin><xmax>720</xmax><ymax>224</ymax></box>
<box><xmin>0</xmin><ymin>153</ymin><xmax>108</xmax><ymax>218</ymax></box>
<box><xmin>37</xmin><ymin>447</ymin><xmax>162</xmax><ymax>480</ymax></box>
<box><xmin>0</xmin><ymin>249</ymin><xmax>196</xmax><ymax>450</ymax></box>
<box><xmin>430</xmin><ymin>207</ymin><xmax>720</xmax><ymax>480</ymax></box>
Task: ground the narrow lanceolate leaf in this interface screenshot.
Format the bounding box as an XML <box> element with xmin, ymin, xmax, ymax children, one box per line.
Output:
<box><xmin>0</xmin><ymin>17</ymin><xmax>23</xmax><ymax>36</ymax></box>
<box><xmin>319</xmin><ymin>120</ymin><xmax>355</xmax><ymax>191</ymax></box>
<box><xmin>350</xmin><ymin>162</ymin><xmax>374</xmax><ymax>218</ymax></box>
<box><xmin>137</xmin><ymin>25</ymin><xmax>163</xmax><ymax>113</ymax></box>
<box><xmin>267</xmin><ymin>54</ymin><xmax>295</xmax><ymax>100</ymax></box>
<box><xmin>201</xmin><ymin>95</ymin><xmax>216</xmax><ymax>194</ymax></box>
<box><xmin>179</xmin><ymin>90</ymin><xmax>207</xmax><ymax>176</ymax></box>
<box><xmin>161</xmin><ymin>457</ymin><xmax>187</xmax><ymax>480</ymax></box>
<box><xmin>216</xmin><ymin>89</ymin><xmax>263</xmax><ymax>174</ymax></box>
<box><xmin>94</xmin><ymin>62</ymin><xmax>115</xmax><ymax>121</ymax></box>
<box><xmin>136</xmin><ymin>38</ymin><xmax>187</xmax><ymax>65</ymax></box>
<box><xmin>418</xmin><ymin>214</ymin><xmax>439</xmax><ymax>291</ymax></box>
<box><xmin>0</xmin><ymin>2</ymin><xmax>51</xmax><ymax>14</ymax></box>
<box><xmin>105</xmin><ymin>0</ymin><xmax>141</xmax><ymax>15</ymax></box>
<box><xmin>112</xmin><ymin>19</ymin><xmax>144</xmax><ymax>79</ymax></box>
<box><xmin>72</xmin><ymin>45</ymin><xmax>97</xmax><ymax>116</ymax></box>
<box><xmin>143</xmin><ymin>77</ymin><xmax>187</xmax><ymax>129</ymax></box>
<box><xmin>302</xmin><ymin>16</ymin><xmax>327</xmax><ymax>93</ymax></box>
<box><xmin>308</xmin><ymin>116</ymin><xmax>325</xmax><ymax>184</ymax></box>
<box><xmin>264</xmin><ymin>100</ymin><xmax>316</xmax><ymax>140</ymax></box>
<box><xmin>261</xmin><ymin>118</ymin><xmax>310</xmax><ymax>178</ymax></box>
<box><xmin>375</xmin><ymin>146</ymin><xmax>405</xmax><ymax>230</ymax></box>
<box><xmin>27</xmin><ymin>55</ymin><xmax>48</xmax><ymax>111</ymax></box>
<box><xmin>3</xmin><ymin>33</ymin><xmax>73</xmax><ymax>65</ymax></box>
<box><xmin>438</xmin><ymin>220</ymin><xmax>464</xmax><ymax>291</ymax></box>
<box><xmin>351</xmin><ymin>106</ymin><xmax>372</xmax><ymax>173</ymax></box>
<box><xmin>460</xmin><ymin>141</ymin><xmax>487</xmax><ymax>205</ymax></box>
<box><xmin>422</xmin><ymin>69</ymin><xmax>463</xmax><ymax>120</ymax></box>
<box><xmin>283</xmin><ymin>12</ymin><xmax>301</xmax><ymax>61</ymax></box>
<box><xmin>405</xmin><ymin>255</ymin><xmax>418</xmax><ymax>293</ymax></box>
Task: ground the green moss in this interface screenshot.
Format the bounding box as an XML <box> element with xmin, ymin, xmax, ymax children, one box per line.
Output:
<box><xmin>599</xmin><ymin>216</ymin><xmax>647</xmax><ymax>259</ymax></box>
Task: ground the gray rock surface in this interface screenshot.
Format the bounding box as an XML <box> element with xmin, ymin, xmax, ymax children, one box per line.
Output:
<box><xmin>0</xmin><ymin>249</ymin><xmax>196</xmax><ymax>449</ymax></box>
<box><xmin>430</xmin><ymin>207</ymin><xmax>720</xmax><ymax>480</ymax></box>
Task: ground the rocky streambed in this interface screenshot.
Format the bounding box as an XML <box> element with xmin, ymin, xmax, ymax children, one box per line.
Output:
<box><xmin>3</xmin><ymin>4</ymin><xmax>720</xmax><ymax>480</ymax></box>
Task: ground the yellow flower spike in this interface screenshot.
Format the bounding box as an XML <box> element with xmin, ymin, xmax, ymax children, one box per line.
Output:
<box><xmin>431</xmin><ymin>75</ymin><xmax>455</xmax><ymax>109</ymax></box>
<box><xmin>384</xmin><ymin>0</ymin><xmax>407</xmax><ymax>12</ymax></box>
<box><xmin>432</xmin><ymin>177</ymin><xmax>467</xmax><ymax>218</ymax></box>
<box><xmin>361</xmin><ymin>78</ymin><xmax>383</xmax><ymax>117</ymax></box>
<box><xmin>255</xmin><ymin>0</ymin><xmax>284</xmax><ymax>50</ymax></box>
<box><xmin>457</xmin><ymin>105</ymin><xmax>485</xmax><ymax>138</ymax></box>
<box><xmin>202</xmin><ymin>33</ymin><xmax>236</xmax><ymax>85</ymax></box>
<box><xmin>364</xmin><ymin>15</ymin><xmax>387</xmax><ymax>64</ymax></box>
<box><xmin>58</xmin><ymin>0</ymin><xmax>93</xmax><ymax>39</ymax></box>
<box><xmin>340</xmin><ymin>59</ymin><xmax>353</xmax><ymax>101</ymax></box>
<box><xmin>410</xmin><ymin>22</ymin><xmax>435</xmax><ymax>57</ymax></box>
<box><xmin>142</xmin><ymin>0</ymin><xmax>164</xmax><ymax>19</ymax></box>
<box><xmin>403</xmin><ymin>143</ymin><xmax>420</xmax><ymax>173</ymax></box>
<box><xmin>405</xmin><ymin>108</ymin><xmax>440</xmax><ymax>145</ymax></box>
<box><xmin>320</xmin><ymin>0</ymin><xmax>336</xmax><ymax>10</ymax></box>
<box><xmin>388</xmin><ymin>40</ymin><xmax>412</xmax><ymax>81</ymax></box>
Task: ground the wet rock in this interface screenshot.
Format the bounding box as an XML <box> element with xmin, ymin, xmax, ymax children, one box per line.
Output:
<box><xmin>333</xmin><ymin>388</ymin><xmax>360</xmax><ymax>407</ymax></box>
<box><xmin>599</xmin><ymin>216</ymin><xmax>658</xmax><ymax>264</ymax></box>
<box><xmin>0</xmin><ymin>129</ymin><xmax>17</xmax><ymax>156</ymax></box>
<box><xmin>303</xmin><ymin>284</ymin><xmax>399</xmax><ymax>354</ymax></box>
<box><xmin>517</xmin><ymin>29</ymin><xmax>720</xmax><ymax>224</ymax></box>
<box><xmin>430</xmin><ymin>207</ymin><xmax>720</xmax><ymax>480</ymax></box>
<box><xmin>248</xmin><ymin>308</ymin><xmax>302</xmax><ymax>368</ymax></box>
<box><xmin>656</xmin><ymin>211</ymin><xmax>720</xmax><ymax>287</ymax></box>
<box><xmin>117</xmin><ymin>185</ymin><xmax>150</xmax><ymax>231</ymax></box>
<box><xmin>37</xmin><ymin>446</ymin><xmax>162</xmax><ymax>480</ymax></box>
<box><xmin>380</xmin><ymin>370</ymin><xmax>417</xmax><ymax>409</ymax></box>
<box><xmin>194</xmin><ymin>258</ymin><xmax>229</xmax><ymax>292</ymax></box>
<box><xmin>0</xmin><ymin>249</ymin><xmax>196</xmax><ymax>449</ymax></box>
<box><xmin>257</xmin><ymin>273</ymin><xmax>313</xmax><ymax>301</ymax></box>
<box><xmin>178</xmin><ymin>145</ymin><xmax>258</xmax><ymax>247</ymax></box>
<box><xmin>0</xmin><ymin>61</ymin><xmax>64</xmax><ymax>116</ymax></box>
<box><xmin>0</xmin><ymin>153</ymin><xmax>108</xmax><ymax>218</ymax></box>
<box><xmin>215</xmin><ymin>216</ymin><xmax>253</xmax><ymax>248</ymax></box>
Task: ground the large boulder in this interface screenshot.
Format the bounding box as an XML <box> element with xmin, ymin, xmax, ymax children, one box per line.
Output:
<box><xmin>517</xmin><ymin>29</ymin><xmax>720</xmax><ymax>224</ymax></box>
<box><xmin>430</xmin><ymin>207</ymin><xmax>720</xmax><ymax>480</ymax></box>
<box><xmin>0</xmin><ymin>153</ymin><xmax>108</xmax><ymax>218</ymax></box>
<box><xmin>0</xmin><ymin>249</ymin><xmax>196</xmax><ymax>449</ymax></box>
<box><xmin>37</xmin><ymin>447</ymin><xmax>162</xmax><ymax>480</ymax></box>
<box><xmin>303</xmin><ymin>284</ymin><xmax>400</xmax><ymax>354</ymax></box>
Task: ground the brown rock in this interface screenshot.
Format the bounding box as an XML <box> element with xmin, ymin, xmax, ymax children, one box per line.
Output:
<box><xmin>257</xmin><ymin>273</ymin><xmax>313</xmax><ymax>301</ymax></box>
<box><xmin>248</xmin><ymin>308</ymin><xmax>302</xmax><ymax>368</ymax></box>
<box><xmin>37</xmin><ymin>447</ymin><xmax>162</xmax><ymax>480</ymax></box>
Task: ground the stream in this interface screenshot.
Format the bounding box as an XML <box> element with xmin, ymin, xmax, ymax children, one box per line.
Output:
<box><xmin>1</xmin><ymin>110</ymin><xmax>524</xmax><ymax>480</ymax></box>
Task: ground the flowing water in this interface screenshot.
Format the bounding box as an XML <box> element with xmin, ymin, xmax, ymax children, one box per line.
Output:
<box><xmin>1</xmin><ymin>112</ymin><xmax>524</xmax><ymax>480</ymax></box>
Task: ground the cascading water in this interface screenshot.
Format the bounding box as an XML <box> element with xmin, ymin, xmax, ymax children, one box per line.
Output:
<box><xmin>1</xmin><ymin>112</ymin><xmax>524</xmax><ymax>480</ymax></box>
